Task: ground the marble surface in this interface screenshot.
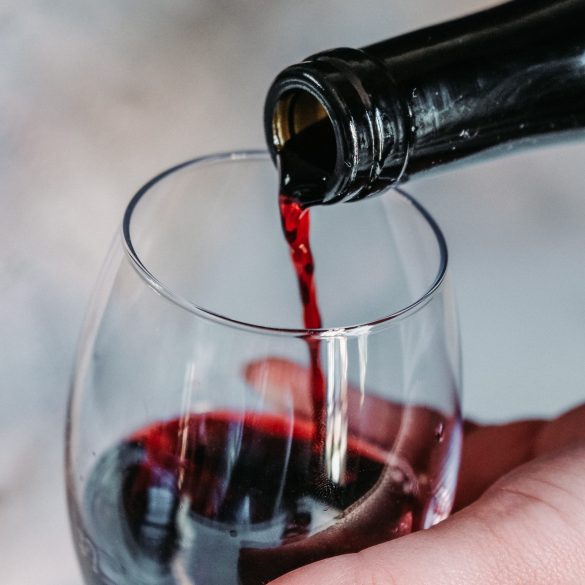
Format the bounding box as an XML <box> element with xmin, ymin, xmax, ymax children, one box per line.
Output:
<box><xmin>1</xmin><ymin>0</ymin><xmax>584</xmax><ymax>583</ymax></box>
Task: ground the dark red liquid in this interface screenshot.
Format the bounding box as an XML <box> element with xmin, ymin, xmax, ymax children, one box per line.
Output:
<box><xmin>278</xmin><ymin>194</ymin><xmax>322</xmax><ymax>332</ymax></box>
<box><xmin>79</xmin><ymin>412</ymin><xmax>423</xmax><ymax>585</ymax></box>
<box><xmin>277</xmin><ymin>118</ymin><xmax>340</xmax><ymax>477</ymax></box>
<box><xmin>278</xmin><ymin>194</ymin><xmax>326</xmax><ymax>465</ymax></box>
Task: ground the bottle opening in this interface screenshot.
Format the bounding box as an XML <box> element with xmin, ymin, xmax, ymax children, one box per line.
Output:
<box><xmin>272</xmin><ymin>91</ymin><xmax>338</xmax><ymax>205</ymax></box>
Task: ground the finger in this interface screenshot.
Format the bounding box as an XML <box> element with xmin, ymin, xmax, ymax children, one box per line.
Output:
<box><xmin>457</xmin><ymin>403</ymin><xmax>585</xmax><ymax>509</ymax></box>
<box><xmin>246</xmin><ymin>360</ymin><xmax>585</xmax><ymax>509</ymax></box>
<box><xmin>268</xmin><ymin>441</ymin><xmax>585</xmax><ymax>585</ymax></box>
<box><xmin>244</xmin><ymin>358</ymin><xmax>313</xmax><ymax>419</ymax></box>
<box><xmin>534</xmin><ymin>402</ymin><xmax>585</xmax><ymax>455</ymax></box>
<box><xmin>456</xmin><ymin>419</ymin><xmax>545</xmax><ymax>508</ymax></box>
<box><xmin>244</xmin><ymin>357</ymin><xmax>450</xmax><ymax>450</ymax></box>
<box><xmin>245</xmin><ymin>357</ymin><xmax>405</xmax><ymax>431</ymax></box>
<box><xmin>245</xmin><ymin>357</ymin><xmax>462</xmax><ymax>501</ymax></box>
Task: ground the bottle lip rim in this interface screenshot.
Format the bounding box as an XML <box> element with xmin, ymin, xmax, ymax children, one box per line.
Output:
<box><xmin>263</xmin><ymin>67</ymin><xmax>353</xmax><ymax>205</ymax></box>
<box><xmin>122</xmin><ymin>149</ymin><xmax>449</xmax><ymax>338</ymax></box>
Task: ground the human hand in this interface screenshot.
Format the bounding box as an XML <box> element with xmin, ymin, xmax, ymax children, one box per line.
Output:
<box><xmin>245</xmin><ymin>358</ymin><xmax>585</xmax><ymax>584</ymax></box>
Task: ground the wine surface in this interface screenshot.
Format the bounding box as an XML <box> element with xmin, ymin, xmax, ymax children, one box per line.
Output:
<box><xmin>78</xmin><ymin>412</ymin><xmax>422</xmax><ymax>585</ymax></box>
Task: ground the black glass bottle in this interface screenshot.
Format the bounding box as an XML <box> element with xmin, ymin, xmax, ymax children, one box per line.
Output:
<box><xmin>264</xmin><ymin>0</ymin><xmax>585</xmax><ymax>206</ymax></box>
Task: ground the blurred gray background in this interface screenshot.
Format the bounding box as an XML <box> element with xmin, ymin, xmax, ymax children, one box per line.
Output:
<box><xmin>1</xmin><ymin>0</ymin><xmax>584</xmax><ymax>582</ymax></box>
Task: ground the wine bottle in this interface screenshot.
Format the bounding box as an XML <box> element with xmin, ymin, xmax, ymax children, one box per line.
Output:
<box><xmin>264</xmin><ymin>0</ymin><xmax>585</xmax><ymax>206</ymax></box>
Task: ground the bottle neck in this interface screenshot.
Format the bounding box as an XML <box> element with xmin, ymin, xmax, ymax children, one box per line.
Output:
<box><xmin>264</xmin><ymin>0</ymin><xmax>585</xmax><ymax>205</ymax></box>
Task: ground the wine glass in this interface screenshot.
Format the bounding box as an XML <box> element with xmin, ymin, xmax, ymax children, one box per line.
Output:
<box><xmin>66</xmin><ymin>150</ymin><xmax>462</xmax><ymax>585</ymax></box>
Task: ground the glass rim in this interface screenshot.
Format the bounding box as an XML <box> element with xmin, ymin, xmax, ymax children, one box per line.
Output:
<box><xmin>122</xmin><ymin>149</ymin><xmax>449</xmax><ymax>338</ymax></box>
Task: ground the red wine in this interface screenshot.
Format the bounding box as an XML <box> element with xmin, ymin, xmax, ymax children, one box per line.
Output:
<box><xmin>278</xmin><ymin>194</ymin><xmax>326</xmax><ymax>468</ymax></box>
<box><xmin>277</xmin><ymin>122</ymin><xmax>334</xmax><ymax>479</ymax></box>
<box><xmin>78</xmin><ymin>412</ymin><xmax>423</xmax><ymax>585</ymax></box>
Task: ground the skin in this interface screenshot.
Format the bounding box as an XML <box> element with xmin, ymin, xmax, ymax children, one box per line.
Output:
<box><xmin>245</xmin><ymin>358</ymin><xmax>585</xmax><ymax>585</ymax></box>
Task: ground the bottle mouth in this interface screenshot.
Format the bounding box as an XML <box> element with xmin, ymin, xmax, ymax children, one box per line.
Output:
<box><xmin>264</xmin><ymin>56</ymin><xmax>366</xmax><ymax>205</ymax></box>
<box><xmin>264</xmin><ymin>48</ymin><xmax>411</xmax><ymax>204</ymax></box>
<box><xmin>268</xmin><ymin>84</ymin><xmax>345</xmax><ymax>206</ymax></box>
<box><xmin>272</xmin><ymin>90</ymin><xmax>338</xmax><ymax>178</ymax></box>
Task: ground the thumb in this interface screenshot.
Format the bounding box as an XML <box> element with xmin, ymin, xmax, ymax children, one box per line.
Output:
<box><xmin>269</xmin><ymin>442</ymin><xmax>585</xmax><ymax>585</ymax></box>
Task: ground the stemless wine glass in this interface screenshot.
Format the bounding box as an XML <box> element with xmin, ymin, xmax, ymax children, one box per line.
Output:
<box><xmin>66</xmin><ymin>150</ymin><xmax>462</xmax><ymax>585</ymax></box>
